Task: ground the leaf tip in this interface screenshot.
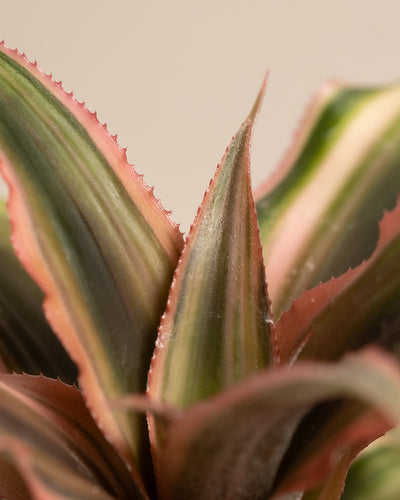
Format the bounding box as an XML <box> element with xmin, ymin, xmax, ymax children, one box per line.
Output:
<box><xmin>247</xmin><ymin>71</ymin><xmax>268</xmax><ymax>124</ymax></box>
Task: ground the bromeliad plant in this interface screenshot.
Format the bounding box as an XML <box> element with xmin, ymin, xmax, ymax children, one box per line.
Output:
<box><xmin>2</xmin><ymin>42</ymin><xmax>400</xmax><ymax>500</ymax></box>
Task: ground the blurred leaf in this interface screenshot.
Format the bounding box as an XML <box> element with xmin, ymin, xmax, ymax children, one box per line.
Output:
<box><xmin>275</xmin><ymin>197</ymin><xmax>400</xmax><ymax>364</ymax></box>
<box><xmin>0</xmin><ymin>453</ymin><xmax>33</xmax><ymax>500</ymax></box>
<box><xmin>0</xmin><ymin>200</ymin><xmax>77</xmax><ymax>382</ymax></box>
<box><xmin>148</xmin><ymin>79</ymin><xmax>272</xmax><ymax>420</ymax></box>
<box><xmin>0</xmin><ymin>441</ymin><xmax>116</xmax><ymax>500</ymax></box>
<box><xmin>342</xmin><ymin>433</ymin><xmax>400</xmax><ymax>500</ymax></box>
<box><xmin>0</xmin><ymin>42</ymin><xmax>183</xmax><ymax>487</ymax></box>
<box><xmin>256</xmin><ymin>82</ymin><xmax>400</xmax><ymax>317</ymax></box>
<box><xmin>157</xmin><ymin>348</ymin><xmax>399</xmax><ymax>500</ymax></box>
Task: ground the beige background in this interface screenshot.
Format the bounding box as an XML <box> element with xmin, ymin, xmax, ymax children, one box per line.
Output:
<box><xmin>1</xmin><ymin>1</ymin><xmax>399</xmax><ymax>232</ymax></box>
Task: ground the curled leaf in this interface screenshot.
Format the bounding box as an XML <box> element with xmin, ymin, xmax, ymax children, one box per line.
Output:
<box><xmin>157</xmin><ymin>348</ymin><xmax>399</xmax><ymax>500</ymax></box>
<box><xmin>0</xmin><ymin>373</ymin><xmax>143</xmax><ymax>498</ymax></box>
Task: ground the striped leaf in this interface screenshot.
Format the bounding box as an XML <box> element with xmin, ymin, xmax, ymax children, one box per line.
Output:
<box><xmin>256</xmin><ymin>82</ymin><xmax>400</xmax><ymax>318</ymax></box>
<box><xmin>0</xmin><ymin>448</ymin><xmax>115</xmax><ymax>500</ymax></box>
<box><xmin>0</xmin><ymin>374</ymin><xmax>143</xmax><ymax>499</ymax></box>
<box><xmin>0</xmin><ymin>42</ymin><xmax>183</xmax><ymax>489</ymax></box>
<box><xmin>342</xmin><ymin>432</ymin><xmax>400</xmax><ymax>500</ymax></box>
<box><xmin>148</xmin><ymin>80</ymin><xmax>272</xmax><ymax>415</ymax></box>
<box><xmin>157</xmin><ymin>348</ymin><xmax>400</xmax><ymax>500</ymax></box>
<box><xmin>275</xmin><ymin>197</ymin><xmax>400</xmax><ymax>365</ymax></box>
<box><xmin>274</xmin><ymin>400</ymin><xmax>386</xmax><ymax>500</ymax></box>
<box><xmin>0</xmin><ymin>200</ymin><xmax>77</xmax><ymax>382</ymax></box>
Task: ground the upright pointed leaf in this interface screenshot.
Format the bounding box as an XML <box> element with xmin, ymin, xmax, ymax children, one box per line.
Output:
<box><xmin>148</xmin><ymin>79</ymin><xmax>272</xmax><ymax>415</ymax></box>
<box><xmin>256</xmin><ymin>82</ymin><xmax>400</xmax><ymax>317</ymax></box>
<box><xmin>0</xmin><ymin>43</ymin><xmax>183</xmax><ymax>487</ymax></box>
<box><xmin>0</xmin><ymin>200</ymin><xmax>77</xmax><ymax>382</ymax></box>
<box><xmin>275</xmin><ymin>197</ymin><xmax>400</xmax><ymax>364</ymax></box>
<box><xmin>157</xmin><ymin>348</ymin><xmax>399</xmax><ymax>500</ymax></box>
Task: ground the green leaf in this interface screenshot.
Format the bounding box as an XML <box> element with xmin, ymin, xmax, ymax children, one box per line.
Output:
<box><xmin>0</xmin><ymin>200</ymin><xmax>77</xmax><ymax>382</ymax></box>
<box><xmin>148</xmin><ymin>79</ymin><xmax>272</xmax><ymax>416</ymax></box>
<box><xmin>0</xmin><ymin>373</ymin><xmax>144</xmax><ymax>499</ymax></box>
<box><xmin>342</xmin><ymin>432</ymin><xmax>400</xmax><ymax>500</ymax></box>
<box><xmin>256</xmin><ymin>81</ymin><xmax>400</xmax><ymax>318</ymax></box>
<box><xmin>157</xmin><ymin>348</ymin><xmax>399</xmax><ymax>500</ymax></box>
<box><xmin>0</xmin><ymin>43</ymin><xmax>183</xmax><ymax>486</ymax></box>
<box><xmin>275</xmin><ymin>197</ymin><xmax>400</xmax><ymax>364</ymax></box>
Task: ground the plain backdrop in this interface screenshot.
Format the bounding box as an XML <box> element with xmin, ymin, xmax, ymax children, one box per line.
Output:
<box><xmin>1</xmin><ymin>0</ymin><xmax>399</xmax><ymax>232</ymax></box>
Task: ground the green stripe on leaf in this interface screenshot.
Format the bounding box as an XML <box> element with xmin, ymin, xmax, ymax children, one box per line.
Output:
<box><xmin>256</xmin><ymin>82</ymin><xmax>400</xmax><ymax>318</ymax></box>
<box><xmin>0</xmin><ymin>43</ymin><xmax>183</xmax><ymax>490</ymax></box>
<box><xmin>157</xmin><ymin>348</ymin><xmax>399</xmax><ymax>500</ymax></box>
<box><xmin>342</xmin><ymin>432</ymin><xmax>400</xmax><ymax>500</ymax></box>
<box><xmin>148</xmin><ymin>80</ymin><xmax>272</xmax><ymax>417</ymax></box>
<box><xmin>0</xmin><ymin>374</ymin><xmax>143</xmax><ymax>499</ymax></box>
<box><xmin>275</xmin><ymin>197</ymin><xmax>400</xmax><ymax>364</ymax></box>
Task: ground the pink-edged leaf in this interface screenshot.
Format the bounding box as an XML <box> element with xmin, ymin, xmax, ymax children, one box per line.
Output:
<box><xmin>341</xmin><ymin>431</ymin><xmax>400</xmax><ymax>500</ymax></box>
<box><xmin>115</xmin><ymin>393</ymin><xmax>181</xmax><ymax>424</ymax></box>
<box><xmin>0</xmin><ymin>453</ymin><xmax>33</xmax><ymax>500</ymax></box>
<box><xmin>0</xmin><ymin>200</ymin><xmax>77</xmax><ymax>382</ymax></box>
<box><xmin>275</xmin><ymin>196</ymin><xmax>400</xmax><ymax>365</ymax></box>
<box><xmin>301</xmin><ymin>422</ymin><xmax>400</xmax><ymax>500</ymax></box>
<box><xmin>0</xmin><ymin>438</ymin><xmax>113</xmax><ymax>500</ymax></box>
<box><xmin>299</xmin><ymin>452</ymin><xmax>353</xmax><ymax>500</ymax></box>
<box><xmin>273</xmin><ymin>404</ymin><xmax>386</xmax><ymax>499</ymax></box>
<box><xmin>156</xmin><ymin>348</ymin><xmax>400</xmax><ymax>500</ymax></box>
<box><xmin>0</xmin><ymin>42</ymin><xmax>183</xmax><ymax>487</ymax></box>
<box><xmin>148</xmin><ymin>78</ymin><xmax>272</xmax><ymax>419</ymax></box>
<box><xmin>0</xmin><ymin>373</ymin><xmax>144</xmax><ymax>499</ymax></box>
<box><xmin>256</xmin><ymin>82</ymin><xmax>400</xmax><ymax>318</ymax></box>
<box><xmin>272</xmin><ymin>411</ymin><xmax>381</xmax><ymax>500</ymax></box>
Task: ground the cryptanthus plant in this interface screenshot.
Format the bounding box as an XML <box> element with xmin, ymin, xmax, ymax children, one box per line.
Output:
<box><xmin>1</xmin><ymin>42</ymin><xmax>400</xmax><ymax>500</ymax></box>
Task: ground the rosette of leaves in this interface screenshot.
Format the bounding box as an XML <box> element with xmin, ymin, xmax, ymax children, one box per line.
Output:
<box><xmin>1</xmin><ymin>42</ymin><xmax>400</xmax><ymax>499</ymax></box>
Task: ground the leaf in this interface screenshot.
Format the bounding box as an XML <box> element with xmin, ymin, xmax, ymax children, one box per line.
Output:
<box><xmin>0</xmin><ymin>440</ymin><xmax>114</xmax><ymax>500</ymax></box>
<box><xmin>275</xmin><ymin>196</ymin><xmax>400</xmax><ymax>365</ymax></box>
<box><xmin>0</xmin><ymin>200</ymin><xmax>77</xmax><ymax>382</ymax></box>
<box><xmin>0</xmin><ymin>42</ymin><xmax>183</xmax><ymax>486</ymax></box>
<box><xmin>341</xmin><ymin>432</ymin><xmax>400</xmax><ymax>500</ymax></box>
<box><xmin>148</xmin><ymin>77</ymin><xmax>272</xmax><ymax>417</ymax></box>
<box><xmin>156</xmin><ymin>348</ymin><xmax>400</xmax><ymax>500</ymax></box>
<box><xmin>256</xmin><ymin>81</ymin><xmax>400</xmax><ymax>317</ymax></box>
<box><xmin>273</xmin><ymin>402</ymin><xmax>385</xmax><ymax>499</ymax></box>
<box><xmin>0</xmin><ymin>373</ymin><xmax>144</xmax><ymax>499</ymax></box>
<box><xmin>0</xmin><ymin>453</ymin><xmax>33</xmax><ymax>500</ymax></box>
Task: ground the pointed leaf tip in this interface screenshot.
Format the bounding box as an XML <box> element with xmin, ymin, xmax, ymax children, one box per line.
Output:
<box><xmin>247</xmin><ymin>72</ymin><xmax>268</xmax><ymax>124</ymax></box>
<box><xmin>148</xmin><ymin>80</ymin><xmax>273</xmax><ymax>437</ymax></box>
